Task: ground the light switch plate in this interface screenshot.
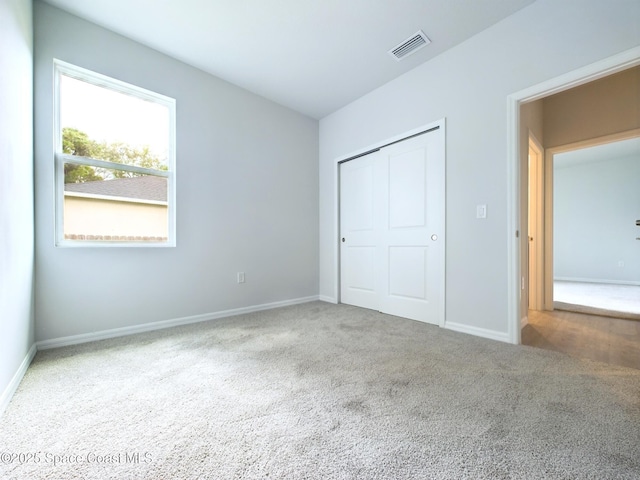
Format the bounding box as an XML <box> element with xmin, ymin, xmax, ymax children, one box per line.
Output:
<box><xmin>476</xmin><ymin>204</ymin><xmax>487</xmax><ymax>219</ymax></box>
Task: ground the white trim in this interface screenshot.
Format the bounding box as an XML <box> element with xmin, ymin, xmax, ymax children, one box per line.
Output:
<box><xmin>506</xmin><ymin>92</ymin><xmax>521</xmax><ymax>345</ymax></box>
<box><xmin>0</xmin><ymin>344</ymin><xmax>37</xmax><ymax>417</ymax></box>
<box><xmin>59</xmin><ymin>154</ymin><xmax>169</xmax><ymax>177</ymax></box>
<box><xmin>554</xmin><ymin>277</ymin><xmax>640</xmax><ymax>287</ymax></box>
<box><xmin>527</xmin><ymin>133</ymin><xmax>545</xmax><ymax>311</ymax></box>
<box><xmin>53</xmin><ymin>59</ymin><xmax>177</xmax><ymax>248</ymax></box>
<box><xmin>55</xmin><ymin>59</ymin><xmax>175</xmax><ymax>105</ymax></box>
<box><xmin>318</xmin><ymin>295</ymin><xmax>338</xmax><ymax>304</ymax></box>
<box><xmin>507</xmin><ymin>48</ymin><xmax>640</xmax><ymax>104</ymax></box>
<box><xmin>57</xmin><ymin>239</ymin><xmax>170</xmax><ymax>248</ymax></box>
<box><xmin>333</xmin><ymin>158</ymin><xmax>340</xmax><ymax>303</ymax></box>
<box><xmin>444</xmin><ymin>322</ymin><xmax>510</xmax><ymax>344</ymax></box>
<box><xmin>36</xmin><ymin>296</ymin><xmax>320</xmax><ymax>350</ymax></box>
<box><xmin>64</xmin><ymin>191</ymin><xmax>168</xmax><ymax>206</ymax></box>
<box><xmin>507</xmin><ymin>46</ymin><xmax>640</xmax><ymax>345</ymax></box>
<box><xmin>546</xmin><ymin>129</ymin><xmax>640</xmax><ymax>157</ymax></box>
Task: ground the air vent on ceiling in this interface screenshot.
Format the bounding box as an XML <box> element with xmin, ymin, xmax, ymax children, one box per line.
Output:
<box><xmin>388</xmin><ymin>30</ymin><xmax>431</xmax><ymax>61</ymax></box>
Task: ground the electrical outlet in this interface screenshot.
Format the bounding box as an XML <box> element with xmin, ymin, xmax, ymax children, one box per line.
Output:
<box><xmin>617</xmin><ymin>261</ymin><xmax>625</xmax><ymax>268</ymax></box>
<box><xmin>237</xmin><ymin>272</ymin><xmax>245</xmax><ymax>283</ymax></box>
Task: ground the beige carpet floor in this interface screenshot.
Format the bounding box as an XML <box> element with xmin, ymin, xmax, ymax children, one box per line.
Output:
<box><xmin>1</xmin><ymin>302</ymin><xmax>639</xmax><ymax>479</ymax></box>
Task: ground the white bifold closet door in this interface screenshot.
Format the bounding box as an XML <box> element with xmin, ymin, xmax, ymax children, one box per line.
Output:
<box><xmin>340</xmin><ymin>128</ymin><xmax>444</xmax><ymax>325</ymax></box>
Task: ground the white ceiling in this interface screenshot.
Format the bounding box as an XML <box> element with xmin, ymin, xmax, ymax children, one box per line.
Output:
<box><xmin>555</xmin><ymin>137</ymin><xmax>640</xmax><ymax>168</ymax></box>
<box><xmin>43</xmin><ymin>0</ymin><xmax>536</xmax><ymax>119</ymax></box>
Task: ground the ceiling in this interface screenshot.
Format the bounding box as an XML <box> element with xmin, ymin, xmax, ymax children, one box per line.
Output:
<box><xmin>555</xmin><ymin>137</ymin><xmax>640</xmax><ymax>168</ymax></box>
<box><xmin>43</xmin><ymin>0</ymin><xmax>536</xmax><ymax>119</ymax></box>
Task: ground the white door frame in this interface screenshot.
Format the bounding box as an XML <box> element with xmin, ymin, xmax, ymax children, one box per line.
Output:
<box><xmin>506</xmin><ymin>46</ymin><xmax>640</xmax><ymax>344</ymax></box>
<box><xmin>333</xmin><ymin>118</ymin><xmax>446</xmax><ymax>326</ymax></box>
<box><xmin>527</xmin><ymin>133</ymin><xmax>544</xmax><ymax>312</ymax></box>
<box><xmin>543</xmin><ymin>128</ymin><xmax>640</xmax><ymax>310</ymax></box>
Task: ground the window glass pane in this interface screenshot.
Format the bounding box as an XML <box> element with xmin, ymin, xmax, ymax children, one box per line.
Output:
<box><xmin>63</xmin><ymin>164</ymin><xmax>168</xmax><ymax>242</ymax></box>
<box><xmin>56</xmin><ymin>62</ymin><xmax>175</xmax><ymax>246</ymax></box>
<box><xmin>60</xmin><ymin>75</ymin><xmax>169</xmax><ymax>169</ymax></box>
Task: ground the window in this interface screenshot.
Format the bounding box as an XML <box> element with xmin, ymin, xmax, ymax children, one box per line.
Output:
<box><xmin>54</xmin><ymin>60</ymin><xmax>176</xmax><ymax>246</ymax></box>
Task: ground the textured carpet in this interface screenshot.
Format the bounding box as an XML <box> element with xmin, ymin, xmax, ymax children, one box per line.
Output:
<box><xmin>1</xmin><ymin>302</ymin><xmax>639</xmax><ymax>479</ymax></box>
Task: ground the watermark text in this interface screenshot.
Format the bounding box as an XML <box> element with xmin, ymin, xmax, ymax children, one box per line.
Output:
<box><xmin>1</xmin><ymin>451</ymin><xmax>153</xmax><ymax>467</ymax></box>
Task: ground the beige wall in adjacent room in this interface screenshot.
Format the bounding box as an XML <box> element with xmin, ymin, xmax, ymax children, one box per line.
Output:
<box><xmin>64</xmin><ymin>196</ymin><xmax>168</xmax><ymax>239</ymax></box>
<box><xmin>543</xmin><ymin>66</ymin><xmax>640</xmax><ymax>148</ymax></box>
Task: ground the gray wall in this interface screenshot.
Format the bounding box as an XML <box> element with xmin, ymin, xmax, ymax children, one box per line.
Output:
<box><xmin>554</xmin><ymin>154</ymin><xmax>640</xmax><ymax>284</ymax></box>
<box><xmin>0</xmin><ymin>0</ymin><xmax>35</xmax><ymax>407</ymax></box>
<box><xmin>34</xmin><ymin>1</ymin><xmax>319</xmax><ymax>341</ymax></box>
<box><xmin>318</xmin><ymin>0</ymin><xmax>640</xmax><ymax>340</ymax></box>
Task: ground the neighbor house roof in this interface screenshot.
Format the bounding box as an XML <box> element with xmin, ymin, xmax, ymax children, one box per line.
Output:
<box><xmin>65</xmin><ymin>175</ymin><xmax>167</xmax><ymax>202</ymax></box>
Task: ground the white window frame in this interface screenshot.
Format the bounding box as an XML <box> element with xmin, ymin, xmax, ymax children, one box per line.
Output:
<box><xmin>53</xmin><ymin>59</ymin><xmax>177</xmax><ymax>247</ymax></box>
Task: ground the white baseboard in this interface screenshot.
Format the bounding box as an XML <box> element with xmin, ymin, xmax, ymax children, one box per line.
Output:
<box><xmin>521</xmin><ymin>315</ymin><xmax>529</xmax><ymax>328</ymax></box>
<box><xmin>37</xmin><ymin>295</ymin><xmax>320</xmax><ymax>350</ymax></box>
<box><xmin>554</xmin><ymin>277</ymin><xmax>640</xmax><ymax>286</ymax></box>
<box><xmin>444</xmin><ymin>321</ymin><xmax>510</xmax><ymax>344</ymax></box>
<box><xmin>1</xmin><ymin>344</ymin><xmax>37</xmax><ymax>417</ymax></box>
<box><xmin>318</xmin><ymin>295</ymin><xmax>338</xmax><ymax>304</ymax></box>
